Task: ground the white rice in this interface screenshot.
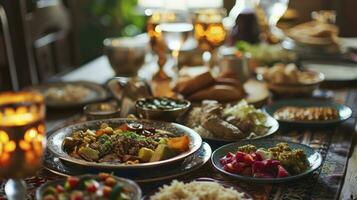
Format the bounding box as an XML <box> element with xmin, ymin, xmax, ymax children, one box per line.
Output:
<box><xmin>150</xmin><ymin>180</ymin><xmax>245</xmax><ymax>200</ymax></box>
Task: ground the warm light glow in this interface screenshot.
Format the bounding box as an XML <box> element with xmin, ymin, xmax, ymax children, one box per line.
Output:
<box><xmin>4</xmin><ymin>108</ymin><xmax>15</xmax><ymax>116</ymax></box>
<box><xmin>38</xmin><ymin>124</ymin><xmax>45</xmax><ymax>134</ymax></box>
<box><xmin>0</xmin><ymin>107</ymin><xmax>42</xmax><ymax>126</ymax></box>
<box><xmin>25</xmin><ymin>151</ymin><xmax>36</xmax><ymax>164</ymax></box>
<box><xmin>25</xmin><ymin>128</ymin><xmax>37</xmax><ymax>141</ymax></box>
<box><xmin>33</xmin><ymin>142</ymin><xmax>43</xmax><ymax>156</ymax></box>
<box><xmin>19</xmin><ymin>140</ymin><xmax>30</xmax><ymax>151</ymax></box>
<box><xmin>4</xmin><ymin>141</ymin><xmax>16</xmax><ymax>152</ymax></box>
<box><xmin>0</xmin><ymin>92</ymin><xmax>43</xmax><ymax>105</ymax></box>
<box><xmin>0</xmin><ymin>131</ymin><xmax>9</xmax><ymax>143</ymax></box>
<box><xmin>152</xmin><ymin>12</ymin><xmax>161</xmax><ymax>22</ymax></box>
<box><xmin>0</xmin><ymin>130</ymin><xmax>16</xmax><ymax>165</ymax></box>
<box><xmin>206</xmin><ymin>24</ymin><xmax>226</xmax><ymax>43</ymax></box>
<box><xmin>16</xmin><ymin>106</ymin><xmax>27</xmax><ymax>114</ymax></box>
<box><xmin>194</xmin><ymin>9</ymin><xmax>227</xmax><ymax>51</ymax></box>
<box><xmin>0</xmin><ymin>91</ymin><xmax>45</xmax><ymax>177</ymax></box>
<box><xmin>36</xmin><ymin>134</ymin><xmax>44</xmax><ymax>142</ymax></box>
<box><xmin>30</xmin><ymin>105</ymin><xmax>37</xmax><ymax>114</ymax></box>
<box><xmin>0</xmin><ymin>152</ymin><xmax>10</xmax><ymax>164</ymax></box>
<box><xmin>0</xmin><ymin>92</ymin><xmax>44</xmax><ymax>126</ymax></box>
<box><xmin>154</xmin><ymin>25</ymin><xmax>162</xmax><ymax>33</ymax></box>
<box><xmin>21</xmin><ymin>125</ymin><xmax>45</xmax><ymax>160</ymax></box>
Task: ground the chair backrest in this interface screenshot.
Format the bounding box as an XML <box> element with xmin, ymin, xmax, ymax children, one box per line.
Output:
<box><xmin>0</xmin><ymin>4</ymin><xmax>19</xmax><ymax>91</ymax></box>
<box><xmin>26</xmin><ymin>0</ymin><xmax>76</xmax><ymax>83</ymax></box>
<box><xmin>0</xmin><ymin>0</ymin><xmax>78</xmax><ymax>89</ymax></box>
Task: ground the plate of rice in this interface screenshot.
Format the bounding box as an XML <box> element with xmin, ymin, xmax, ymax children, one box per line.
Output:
<box><xmin>142</xmin><ymin>178</ymin><xmax>253</xmax><ymax>200</ymax></box>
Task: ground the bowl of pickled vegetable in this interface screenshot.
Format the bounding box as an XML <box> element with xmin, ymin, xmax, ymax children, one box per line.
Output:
<box><xmin>136</xmin><ymin>97</ymin><xmax>191</xmax><ymax>122</ymax></box>
<box><xmin>37</xmin><ymin>173</ymin><xmax>141</xmax><ymax>200</ymax></box>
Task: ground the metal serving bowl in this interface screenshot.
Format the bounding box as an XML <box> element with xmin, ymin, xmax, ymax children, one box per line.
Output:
<box><xmin>135</xmin><ymin>97</ymin><xmax>191</xmax><ymax>122</ymax></box>
<box><xmin>261</xmin><ymin>71</ymin><xmax>325</xmax><ymax>98</ymax></box>
<box><xmin>36</xmin><ymin>174</ymin><xmax>142</xmax><ymax>200</ymax></box>
<box><xmin>103</xmin><ymin>35</ymin><xmax>148</xmax><ymax>76</ymax></box>
<box><xmin>83</xmin><ymin>101</ymin><xmax>121</xmax><ymax>120</ymax></box>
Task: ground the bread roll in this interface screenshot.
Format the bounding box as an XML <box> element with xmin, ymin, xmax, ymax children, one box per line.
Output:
<box><xmin>174</xmin><ymin>71</ymin><xmax>215</xmax><ymax>95</ymax></box>
<box><xmin>188</xmin><ymin>85</ymin><xmax>244</xmax><ymax>102</ymax></box>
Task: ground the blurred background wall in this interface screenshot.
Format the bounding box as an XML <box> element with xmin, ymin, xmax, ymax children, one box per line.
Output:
<box><xmin>0</xmin><ymin>0</ymin><xmax>356</xmax><ymax>91</ymax></box>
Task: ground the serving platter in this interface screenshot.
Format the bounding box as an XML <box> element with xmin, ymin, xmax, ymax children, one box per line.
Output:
<box><xmin>44</xmin><ymin>142</ymin><xmax>211</xmax><ymax>183</ymax></box>
<box><xmin>197</xmin><ymin>114</ymin><xmax>279</xmax><ymax>147</ymax></box>
<box><xmin>179</xmin><ymin>105</ymin><xmax>279</xmax><ymax>149</ymax></box>
<box><xmin>211</xmin><ymin>140</ymin><xmax>322</xmax><ymax>184</ymax></box>
<box><xmin>30</xmin><ymin>81</ymin><xmax>109</xmax><ymax>108</ymax></box>
<box><xmin>264</xmin><ymin>99</ymin><xmax>352</xmax><ymax>127</ymax></box>
<box><xmin>47</xmin><ymin>118</ymin><xmax>202</xmax><ymax>170</ymax></box>
<box><xmin>302</xmin><ymin>61</ymin><xmax>357</xmax><ymax>82</ymax></box>
<box><xmin>141</xmin><ymin>177</ymin><xmax>253</xmax><ymax>200</ymax></box>
<box><xmin>282</xmin><ymin>37</ymin><xmax>343</xmax><ymax>55</ymax></box>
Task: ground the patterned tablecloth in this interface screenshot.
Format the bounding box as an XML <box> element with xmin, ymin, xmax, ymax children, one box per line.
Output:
<box><xmin>0</xmin><ymin>89</ymin><xmax>356</xmax><ymax>200</ymax></box>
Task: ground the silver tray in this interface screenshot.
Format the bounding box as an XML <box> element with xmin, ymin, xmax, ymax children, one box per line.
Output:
<box><xmin>47</xmin><ymin>118</ymin><xmax>202</xmax><ymax>170</ymax></box>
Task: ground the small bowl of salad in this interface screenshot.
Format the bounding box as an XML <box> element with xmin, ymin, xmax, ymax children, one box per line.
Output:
<box><xmin>37</xmin><ymin>173</ymin><xmax>141</xmax><ymax>200</ymax></box>
<box><xmin>135</xmin><ymin>97</ymin><xmax>191</xmax><ymax>122</ymax></box>
<box><xmin>212</xmin><ymin>140</ymin><xmax>322</xmax><ymax>183</ymax></box>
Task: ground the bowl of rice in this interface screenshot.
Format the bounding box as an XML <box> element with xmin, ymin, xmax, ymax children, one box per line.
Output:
<box><xmin>143</xmin><ymin>178</ymin><xmax>253</xmax><ymax>200</ymax></box>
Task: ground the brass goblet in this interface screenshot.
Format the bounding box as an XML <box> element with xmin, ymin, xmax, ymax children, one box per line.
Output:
<box><xmin>194</xmin><ymin>8</ymin><xmax>227</xmax><ymax>68</ymax></box>
<box><xmin>147</xmin><ymin>11</ymin><xmax>170</xmax><ymax>81</ymax></box>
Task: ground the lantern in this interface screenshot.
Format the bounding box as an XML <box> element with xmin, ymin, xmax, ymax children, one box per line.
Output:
<box><xmin>0</xmin><ymin>91</ymin><xmax>45</xmax><ymax>200</ymax></box>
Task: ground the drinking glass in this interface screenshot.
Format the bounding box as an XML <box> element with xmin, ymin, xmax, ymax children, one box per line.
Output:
<box><xmin>258</xmin><ymin>0</ymin><xmax>289</xmax><ymax>37</ymax></box>
<box><xmin>0</xmin><ymin>91</ymin><xmax>46</xmax><ymax>200</ymax></box>
<box><xmin>159</xmin><ymin>11</ymin><xmax>193</xmax><ymax>77</ymax></box>
<box><xmin>194</xmin><ymin>8</ymin><xmax>227</xmax><ymax>67</ymax></box>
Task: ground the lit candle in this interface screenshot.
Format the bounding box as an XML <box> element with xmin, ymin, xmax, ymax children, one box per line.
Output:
<box><xmin>0</xmin><ymin>91</ymin><xmax>45</xmax><ymax>179</ymax></box>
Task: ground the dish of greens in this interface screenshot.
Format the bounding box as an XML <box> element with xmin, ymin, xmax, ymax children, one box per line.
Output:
<box><xmin>136</xmin><ymin>97</ymin><xmax>190</xmax><ymax>111</ymax></box>
<box><xmin>236</xmin><ymin>41</ymin><xmax>296</xmax><ymax>66</ymax></box>
<box><xmin>37</xmin><ymin>173</ymin><xmax>141</xmax><ymax>200</ymax></box>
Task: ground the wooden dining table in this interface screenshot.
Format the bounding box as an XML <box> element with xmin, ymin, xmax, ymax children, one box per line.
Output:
<box><xmin>1</xmin><ymin>54</ymin><xmax>356</xmax><ymax>200</ymax></box>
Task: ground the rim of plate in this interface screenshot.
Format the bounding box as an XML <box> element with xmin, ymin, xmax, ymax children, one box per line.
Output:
<box><xmin>43</xmin><ymin>142</ymin><xmax>212</xmax><ymax>183</ymax></box>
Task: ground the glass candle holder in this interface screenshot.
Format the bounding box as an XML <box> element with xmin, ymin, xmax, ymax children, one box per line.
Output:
<box><xmin>194</xmin><ymin>8</ymin><xmax>227</xmax><ymax>68</ymax></box>
<box><xmin>0</xmin><ymin>91</ymin><xmax>45</xmax><ymax>200</ymax></box>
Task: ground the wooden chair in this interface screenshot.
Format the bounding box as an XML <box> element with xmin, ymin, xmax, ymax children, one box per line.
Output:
<box><xmin>0</xmin><ymin>4</ymin><xmax>19</xmax><ymax>91</ymax></box>
<box><xmin>0</xmin><ymin>0</ymin><xmax>79</xmax><ymax>89</ymax></box>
